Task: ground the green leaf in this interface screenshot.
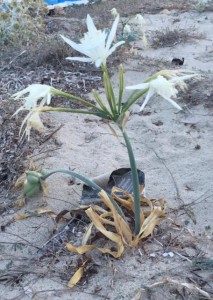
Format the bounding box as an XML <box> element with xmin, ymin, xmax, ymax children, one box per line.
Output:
<box><xmin>92</xmin><ymin>89</ymin><xmax>113</xmax><ymax>118</ymax></box>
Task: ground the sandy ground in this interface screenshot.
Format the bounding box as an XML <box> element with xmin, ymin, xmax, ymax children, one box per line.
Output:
<box><xmin>0</xmin><ymin>2</ymin><xmax>213</xmax><ymax>300</ymax></box>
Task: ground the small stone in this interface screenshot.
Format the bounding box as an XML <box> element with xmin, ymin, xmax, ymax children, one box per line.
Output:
<box><xmin>149</xmin><ymin>253</ymin><xmax>156</xmax><ymax>257</ymax></box>
<box><xmin>162</xmin><ymin>252</ymin><xmax>168</xmax><ymax>257</ymax></box>
<box><xmin>184</xmin><ymin>247</ymin><xmax>196</xmax><ymax>257</ymax></box>
<box><xmin>168</xmin><ymin>252</ymin><xmax>174</xmax><ymax>257</ymax></box>
<box><xmin>160</xmin><ymin>9</ymin><xmax>170</xmax><ymax>15</ymax></box>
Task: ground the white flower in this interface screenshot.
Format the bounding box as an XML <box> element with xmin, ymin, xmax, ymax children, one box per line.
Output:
<box><xmin>60</xmin><ymin>14</ymin><xmax>125</xmax><ymax>67</ymax></box>
<box><xmin>20</xmin><ymin>110</ymin><xmax>44</xmax><ymax>140</ymax></box>
<box><xmin>126</xmin><ymin>75</ymin><xmax>183</xmax><ymax>111</ymax></box>
<box><xmin>111</xmin><ymin>8</ymin><xmax>118</xmax><ymax>18</ymax></box>
<box><xmin>123</xmin><ymin>24</ymin><xmax>131</xmax><ymax>34</ymax></box>
<box><xmin>12</xmin><ymin>84</ymin><xmax>53</xmax><ymax>115</ymax></box>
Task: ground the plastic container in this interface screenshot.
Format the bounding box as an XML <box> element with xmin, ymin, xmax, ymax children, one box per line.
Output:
<box><xmin>81</xmin><ymin>168</ymin><xmax>145</xmax><ymax>205</ymax></box>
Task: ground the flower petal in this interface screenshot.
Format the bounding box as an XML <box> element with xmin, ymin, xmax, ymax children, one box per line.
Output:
<box><xmin>126</xmin><ymin>82</ymin><xmax>149</xmax><ymax>90</ymax></box>
<box><xmin>170</xmin><ymin>74</ymin><xmax>199</xmax><ymax>83</ymax></box>
<box><xmin>19</xmin><ymin>111</ymin><xmax>44</xmax><ymax>140</ymax></box>
<box><xmin>140</xmin><ymin>89</ymin><xmax>154</xmax><ymax>111</ymax></box>
<box><xmin>60</xmin><ymin>35</ymin><xmax>84</xmax><ymax>53</ymax></box>
<box><xmin>12</xmin><ymin>106</ymin><xmax>24</xmax><ymax>116</ymax></box>
<box><xmin>66</xmin><ymin>57</ymin><xmax>93</xmax><ymax>63</ymax></box>
<box><xmin>108</xmin><ymin>41</ymin><xmax>125</xmax><ymax>56</ymax></box>
<box><xmin>161</xmin><ymin>96</ymin><xmax>182</xmax><ymax>110</ymax></box>
<box><xmin>12</xmin><ymin>84</ymin><xmax>52</xmax><ymax>112</ymax></box>
<box><xmin>106</xmin><ymin>14</ymin><xmax>119</xmax><ymax>50</ymax></box>
<box><xmin>86</xmin><ymin>14</ymin><xmax>97</xmax><ymax>34</ymax></box>
<box><xmin>19</xmin><ymin>111</ymin><xmax>32</xmax><ymax>138</ymax></box>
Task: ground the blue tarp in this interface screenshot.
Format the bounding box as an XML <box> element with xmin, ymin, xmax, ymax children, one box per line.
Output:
<box><xmin>45</xmin><ymin>0</ymin><xmax>82</xmax><ymax>5</ymax></box>
<box><xmin>1</xmin><ymin>0</ymin><xmax>87</xmax><ymax>10</ymax></box>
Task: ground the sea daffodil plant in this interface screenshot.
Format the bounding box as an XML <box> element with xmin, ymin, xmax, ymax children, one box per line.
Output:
<box><xmin>13</xmin><ymin>14</ymin><xmax>199</xmax><ymax>235</ymax></box>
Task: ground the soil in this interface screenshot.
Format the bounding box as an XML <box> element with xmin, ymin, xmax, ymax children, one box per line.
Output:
<box><xmin>0</xmin><ymin>1</ymin><xmax>213</xmax><ymax>299</ymax></box>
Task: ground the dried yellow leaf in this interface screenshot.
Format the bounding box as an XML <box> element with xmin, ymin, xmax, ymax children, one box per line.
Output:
<box><xmin>36</xmin><ymin>208</ymin><xmax>56</xmax><ymax>218</ymax></box>
<box><xmin>14</xmin><ymin>173</ymin><xmax>26</xmax><ymax>189</ymax></box>
<box><xmin>67</xmin><ymin>260</ymin><xmax>88</xmax><ymax>289</ymax></box>
<box><xmin>99</xmin><ymin>190</ymin><xmax>132</xmax><ymax>244</ymax></box>
<box><xmin>66</xmin><ymin>243</ymin><xmax>95</xmax><ymax>254</ymax></box>
<box><xmin>67</xmin><ymin>188</ymin><xmax>166</xmax><ymax>265</ymax></box>
<box><xmin>86</xmin><ymin>206</ymin><xmax>124</xmax><ymax>258</ymax></box>
<box><xmin>112</xmin><ymin>187</ymin><xmax>134</xmax><ymax>210</ymax></box>
<box><xmin>14</xmin><ymin>213</ymin><xmax>31</xmax><ymax>220</ymax></box>
<box><xmin>132</xmin><ymin>207</ymin><xmax>165</xmax><ymax>246</ymax></box>
<box><xmin>82</xmin><ymin>223</ymin><xmax>93</xmax><ymax>245</ymax></box>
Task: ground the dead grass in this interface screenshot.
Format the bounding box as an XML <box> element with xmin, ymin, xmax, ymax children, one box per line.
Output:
<box><xmin>151</xmin><ymin>26</ymin><xmax>205</xmax><ymax>48</ymax></box>
<box><xmin>179</xmin><ymin>75</ymin><xmax>213</xmax><ymax>108</ymax></box>
<box><xmin>65</xmin><ymin>0</ymin><xmax>195</xmax><ymax>20</ymax></box>
<box><xmin>28</xmin><ymin>34</ymin><xmax>73</xmax><ymax>67</ymax></box>
<box><xmin>125</xmin><ymin>55</ymin><xmax>172</xmax><ymax>73</ymax></box>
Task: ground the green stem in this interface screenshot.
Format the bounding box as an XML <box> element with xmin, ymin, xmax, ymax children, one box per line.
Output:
<box><xmin>43</xmin><ymin>169</ymin><xmax>102</xmax><ymax>191</ymax></box>
<box><xmin>42</xmin><ymin>169</ymin><xmax>125</xmax><ymax>219</ymax></box>
<box><xmin>121</xmin><ymin>130</ymin><xmax>141</xmax><ymax>234</ymax></box>
<box><xmin>40</xmin><ymin>106</ymin><xmax>110</xmax><ymax>120</ymax></box>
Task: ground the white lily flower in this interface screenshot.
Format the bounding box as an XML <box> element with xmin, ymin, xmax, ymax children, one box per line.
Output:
<box><xmin>60</xmin><ymin>14</ymin><xmax>125</xmax><ymax>67</ymax></box>
<box><xmin>111</xmin><ymin>8</ymin><xmax>118</xmax><ymax>18</ymax></box>
<box><xmin>126</xmin><ymin>75</ymin><xmax>182</xmax><ymax>112</ymax></box>
<box><xmin>12</xmin><ymin>84</ymin><xmax>53</xmax><ymax>115</ymax></box>
<box><xmin>123</xmin><ymin>24</ymin><xmax>131</xmax><ymax>34</ymax></box>
<box><xmin>20</xmin><ymin>110</ymin><xmax>44</xmax><ymax>140</ymax></box>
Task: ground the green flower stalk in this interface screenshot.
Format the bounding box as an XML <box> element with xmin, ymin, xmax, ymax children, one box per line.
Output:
<box><xmin>121</xmin><ymin>130</ymin><xmax>141</xmax><ymax>234</ymax></box>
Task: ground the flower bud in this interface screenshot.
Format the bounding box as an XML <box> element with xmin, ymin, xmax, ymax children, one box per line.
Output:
<box><xmin>26</xmin><ymin>171</ymin><xmax>41</xmax><ymax>184</ymax></box>
<box><xmin>111</xmin><ymin>8</ymin><xmax>118</xmax><ymax>18</ymax></box>
<box><xmin>24</xmin><ymin>180</ymin><xmax>41</xmax><ymax>197</ymax></box>
<box><xmin>23</xmin><ymin>171</ymin><xmax>42</xmax><ymax>196</ymax></box>
<box><xmin>24</xmin><ymin>170</ymin><xmax>48</xmax><ymax>197</ymax></box>
<box><xmin>123</xmin><ymin>24</ymin><xmax>131</xmax><ymax>34</ymax></box>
